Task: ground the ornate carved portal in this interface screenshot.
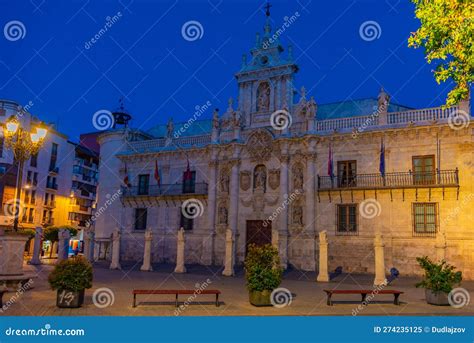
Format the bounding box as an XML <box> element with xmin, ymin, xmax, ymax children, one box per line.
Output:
<box><xmin>246</xmin><ymin>130</ymin><xmax>273</xmax><ymax>162</ymax></box>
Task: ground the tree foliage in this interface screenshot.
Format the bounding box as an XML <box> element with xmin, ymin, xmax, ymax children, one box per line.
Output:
<box><xmin>244</xmin><ymin>244</ymin><xmax>283</xmax><ymax>292</ymax></box>
<box><xmin>408</xmin><ymin>0</ymin><xmax>473</xmax><ymax>106</ymax></box>
<box><xmin>48</xmin><ymin>256</ymin><xmax>93</xmax><ymax>292</ymax></box>
<box><xmin>415</xmin><ymin>256</ymin><xmax>462</xmax><ymax>293</ymax></box>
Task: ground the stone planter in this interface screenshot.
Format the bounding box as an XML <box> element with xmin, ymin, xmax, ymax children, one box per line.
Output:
<box><xmin>56</xmin><ymin>289</ymin><xmax>85</xmax><ymax>308</ymax></box>
<box><xmin>425</xmin><ymin>289</ymin><xmax>450</xmax><ymax>306</ymax></box>
<box><xmin>249</xmin><ymin>290</ymin><xmax>273</xmax><ymax>307</ymax></box>
<box><xmin>0</xmin><ymin>234</ymin><xmax>29</xmax><ymax>276</ymax></box>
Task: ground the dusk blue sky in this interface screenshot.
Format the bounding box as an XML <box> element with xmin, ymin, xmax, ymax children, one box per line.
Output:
<box><xmin>0</xmin><ymin>0</ymin><xmax>462</xmax><ymax>141</ymax></box>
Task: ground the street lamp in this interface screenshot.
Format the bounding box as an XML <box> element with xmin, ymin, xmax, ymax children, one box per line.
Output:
<box><xmin>3</xmin><ymin>115</ymin><xmax>48</xmax><ymax>232</ymax></box>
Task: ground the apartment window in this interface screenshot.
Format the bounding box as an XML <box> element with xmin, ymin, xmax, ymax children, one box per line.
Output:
<box><xmin>412</xmin><ymin>155</ymin><xmax>435</xmax><ymax>185</ymax></box>
<box><xmin>44</xmin><ymin>193</ymin><xmax>49</xmax><ymax>205</ymax></box>
<box><xmin>28</xmin><ymin>208</ymin><xmax>34</xmax><ymax>223</ymax></box>
<box><xmin>337</xmin><ymin>161</ymin><xmax>357</xmax><ymax>187</ymax></box>
<box><xmin>31</xmin><ymin>190</ymin><xmax>36</xmax><ymax>204</ymax></box>
<box><xmin>180</xmin><ymin>211</ymin><xmax>194</xmax><ymax>231</ymax></box>
<box><xmin>137</xmin><ymin>174</ymin><xmax>150</xmax><ymax>195</ymax></box>
<box><xmin>33</xmin><ymin>172</ymin><xmax>38</xmax><ymax>185</ymax></box>
<box><xmin>413</xmin><ymin>203</ymin><xmax>438</xmax><ymax>236</ymax></box>
<box><xmin>49</xmin><ymin>143</ymin><xmax>58</xmax><ymax>171</ymax></box>
<box><xmin>30</xmin><ymin>153</ymin><xmax>38</xmax><ymax>168</ymax></box>
<box><xmin>182</xmin><ymin>171</ymin><xmax>196</xmax><ymax>194</ymax></box>
<box><xmin>336</xmin><ymin>204</ymin><xmax>358</xmax><ymax>235</ymax></box>
<box><xmin>24</xmin><ymin>191</ymin><xmax>30</xmax><ymax>204</ymax></box>
<box><xmin>134</xmin><ymin>208</ymin><xmax>147</xmax><ymax>230</ymax></box>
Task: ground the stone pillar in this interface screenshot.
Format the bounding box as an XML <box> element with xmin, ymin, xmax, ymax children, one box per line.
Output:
<box><xmin>278</xmin><ymin>152</ymin><xmax>289</xmax><ymax>268</ymax></box>
<box><xmin>204</xmin><ymin>158</ymin><xmax>218</xmax><ymax>265</ymax></box>
<box><xmin>222</xmin><ymin>228</ymin><xmax>235</xmax><ymax>276</ymax></box>
<box><xmin>377</xmin><ymin>87</ymin><xmax>390</xmax><ymax>125</ymax></box>
<box><xmin>224</xmin><ymin>157</ymin><xmax>240</xmax><ymax>274</ymax></box>
<box><xmin>174</xmin><ymin>228</ymin><xmax>186</xmax><ymax>273</ymax></box>
<box><xmin>140</xmin><ymin>229</ymin><xmax>154</xmax><ymax>272</ymax></box>
<box><xmin>29</xmin><ymin>226</ymin><xmax>42</xmax><ymax>265</ymax></box>
<box><xmin>374</xmin><ymin>233</ymin><xmax>387</xmax><ymax>286</ymax></box>
<box><xmin>109</xmin><ymin>229</ymin><xmax>121</xmax><ymax>270</ymax></box>
<box><xmin>305</xmin><ymin>151</ymin><xmax>316</xmax><ymax>234</ymax></box>
<box><xmin>83</xmin><ymin>229</ymin><xmax>95</xmax><ymax>262</ymax></box>
<box><xmin>271</xmin><ymin>228</ymin><xmax>279</xmax><ymax>249</ymax></box>
<box><xmin>435</xmin><ymin>232</ymin><xmax>447</xmax><ymax>262</ymax></box>
<box><xmin>316</xmin><ymin>231</ymin><xmax>329</xmax><ymax>282</ymax></box>
<box><xmin>57</xmin><ymin>229</ymin><xmax>70</xmax><ymax>262</ymax></box>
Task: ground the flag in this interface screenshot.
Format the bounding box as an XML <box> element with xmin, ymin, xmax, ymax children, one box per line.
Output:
<box><xmin>379</xmin><ymin>138</ymin><xmax>385</xmax><ymax>177</ymax></box>
<box><xmin>327</xmin><ymin>144</ymin><xmax>333</xmax><ymax>178</ymax></box>
<box><xmin>123</xmin><ymin>163</ymin><xmax>130</xmax><ymax>187</ymax></box>
<box><xmin>154</xmin><ymin>160</ymin><xmax>161</xmax><ymax>186</ymax></box>
<box><xmin>183</xmin><ymin>159</ymin><xmax>192</xmax><ymax>181</ymax></box>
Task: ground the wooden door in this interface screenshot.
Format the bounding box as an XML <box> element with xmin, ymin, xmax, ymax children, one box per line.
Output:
<box><xmin>246</xmin><ymin>220</ymin><xmax>271</xmax><ymax>252</ymax></box>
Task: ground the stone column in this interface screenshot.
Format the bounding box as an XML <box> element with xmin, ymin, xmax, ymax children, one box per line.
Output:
<box><xmin>51</xmin><ymin>241</ymin><xmax>58</xmax><ymax>258</ymax></box>
<box><xmin>316</xmin><ymin>231</ymin><xmax>329</xmax><ymax>282</ymax></box>
<box><xmin>222</xmin><ymin>229</ymin><xmax>235</xmax><ymax>276</ymax></box>
<box><xmin>271</xmin><ymin>228</ymin><xmax>279</xmax><ymax>249</ymax></box>
<box><xmin>305</xmin><ymin>151</ymin><xmax>316</xmax><ymax>234</ymax></box>
<box><xmin>140</xmin><ymin>229</ymin><xmax>154</xmax><ymax>272</ymax></box>
<box><xmin>204</xmin><ymin>158</ymin><xmax>218</xmax><ymax>265</ymax></box>
<box><xmin>223</xmin><ymin>157</ymin><xmax>240</xmax><ymax>275</ymax></box>
<box><xmin>83</xmin><ymin>229</ymin><xmax>95</xmax><ymax>262</ymax></box>
<box><xmin>435</xmin><ymin>232</ymin><xmax>447</xmax><ymax>262</ymax></box>
<box><xmin>57</xmin><ymin>229</ymin><xmax>70</xmax><ymax>262</ymax></box>
<box><xmin>109</xmin><ymin>229</ymin><xmax>121</xmax><ymax>270</ymax></box>
<box><xmin>174</xmin><ymin>228</ymin><xmax>186</xmax><ymax>273</ymax></box>
<box><xmin>374</xmin><ymin>233</ymin><xmax>387</xmax><ymax>286</ymax></box>
<box><xmin>29</xmin><ymin>227</ymin><xmax>42</xmax><ymax>265</ymax></box>
<box><xmin>278</xmin><ymin>152</ymin><xmax>289</xmax><ymax>268</ymax></box>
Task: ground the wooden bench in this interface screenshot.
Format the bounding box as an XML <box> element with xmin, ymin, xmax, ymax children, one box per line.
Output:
<box><xmin>132</xmin><ymin>289</ymin><xmax>221</xmax><ymax>308</ymax></box>
<box><xmin>323</xmin><ymin>289</ymin><xmax>403</xmax><ymax>306</ymax></box>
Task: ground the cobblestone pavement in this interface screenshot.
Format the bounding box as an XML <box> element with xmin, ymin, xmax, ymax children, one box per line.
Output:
<box><xmin>1</xmin><ymin>261</ymin><xmax>473</xmax><ymax>316</ymax></box>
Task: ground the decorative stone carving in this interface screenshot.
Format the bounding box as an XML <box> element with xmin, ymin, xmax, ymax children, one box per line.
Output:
<box><xmin>219</xmin><ymin>169</ymin><xmax>230</xmax><ymax>193</ymax></box>
<box><xmin>247</xmin><ymin>131</ymin><xmax>273</xmax><ymax>161</ymax></box>
<box><xmin>253</xmin><ymin>165</ymin><xmax>267</xmax><ymax>192</ymax></box>
<box><xmin>257</xmin><ymin>82</ymin><xmax>270</xmax><ymax>112</ymax></box>
<box><xmin>166</xmin><ymin>118</ymin><xmax>174</xmax><ymax>138</ymax></box>
<box><xmin>239</xmin><ymin>171</ymin><xmax>251</xmax><ymax>191</ymax></box>
<box><xmin>292</xmin><ymin>205</ymin><xmax>303</xmax><ymax>226</ymax></box>
<box><xmin>218</xmin><ymin>204</ymin><xmax>228</xmax><ymax>225</ymax></box>
<box><xmin>292</xmin><ymin>163</ymin><xmax>304</xmax><ymax>190</ymax></box>
<box><xmin>268</xmin><ymin>169</ymin><xmax>280</xmax><ymax>190</ymax></box>
<box><xmin>212</xmin><ymin>109</ymin><xmax>220</xmax><ymax>129</ymax></box>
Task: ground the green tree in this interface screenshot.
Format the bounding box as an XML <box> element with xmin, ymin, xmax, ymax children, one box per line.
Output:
<box><xmin>408</xmin><ymin>0</ymin><xmax>473</xmax><ymax>106</ymax></box>
<box><xmin>43</xmin><ymin>226</ymin><xmax>78</xmax><ymax>258</ymax></box>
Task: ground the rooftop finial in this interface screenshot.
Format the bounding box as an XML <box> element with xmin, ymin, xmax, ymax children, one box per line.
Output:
<box><xmin>265</xmin><ymin>1</ymin><xmax>271</xmax><ymax>17</ymax></box>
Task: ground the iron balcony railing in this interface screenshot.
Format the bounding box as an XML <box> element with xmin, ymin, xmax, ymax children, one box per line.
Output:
<box><xmin>318</xmin><ymin>169</ymin><xmax>459</xmax><ymax>190</ymax></box>
<box><xmin>122</xmin><ymin>182</ymin><xmax>208</xmax><ymax>197</ymax></box>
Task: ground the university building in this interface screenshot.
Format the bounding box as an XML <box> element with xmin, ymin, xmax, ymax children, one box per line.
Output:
<box><xmin>93</xmin><ymin>13</ymin><xmax>473</xmax><ymax>279</ymax></box>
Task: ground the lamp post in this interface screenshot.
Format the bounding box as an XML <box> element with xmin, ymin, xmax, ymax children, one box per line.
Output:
<box><xmin>3</xmin><ymin>115</ymin><xmax>48</xmax><ymax>232</ymax></box>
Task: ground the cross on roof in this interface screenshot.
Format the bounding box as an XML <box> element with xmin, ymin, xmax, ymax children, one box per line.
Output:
<box><xmin>264</xmin><ymin>1</ymin><xmax>271</xmax><ymax>17</ymax></box>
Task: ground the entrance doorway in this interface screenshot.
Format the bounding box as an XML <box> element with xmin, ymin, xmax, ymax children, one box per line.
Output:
<box><xmin>246</xmin><ymin>220</ymin><xmax>271</xmax><ymax>253</ymax></box>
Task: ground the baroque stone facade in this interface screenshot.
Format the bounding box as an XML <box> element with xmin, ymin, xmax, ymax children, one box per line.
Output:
<box><xmin>93</xmin><ymin>12</ymin><xmax>474</xmax><ymax>280</ymax></box>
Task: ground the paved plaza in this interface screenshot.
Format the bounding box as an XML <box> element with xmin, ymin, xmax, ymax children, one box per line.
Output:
<box><xmin>1</xmin><ymin>261</ymin><xmax>473</xmax><ymax>317</ymax></box>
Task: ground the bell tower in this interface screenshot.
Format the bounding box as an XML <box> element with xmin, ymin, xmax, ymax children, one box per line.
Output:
<box><xmin>235</xmin><ymin>2</ymin><xmax>298</xmax><ymax>128</ymax></box>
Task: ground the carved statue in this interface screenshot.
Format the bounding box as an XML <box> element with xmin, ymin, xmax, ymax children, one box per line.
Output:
<box><xmin>292</xmin><ymin>206</ymin><xmax>303</xmax><ymax>225</ymax></box>
<box><xmin>257</xmin><ymin>82</ymin><xmax>270</xmax><ymax>112</ymax></box>
<box><xmin>166</xmin><ymin>118</ymin><xmax>174</xmax><ymax>138</ymax></box>
<box><xmin>218</xmin><ymin>206</ymin><xmax>228</xmax><ymax>225</ymax></box>
<box><xmin>254</xmin><ymin>165</ymin><xmax>267</xmax><ymax>190</ymax></box>
<box><xmin>378</xmin><ymin>87</ymin><xmax>390</xmax><ymax>112</ymax></box>
<box><xmin>292</xmin><ymin>165</ymin><xmax>304</xmax><ymax>190</ymax></box>
<box><xmin>220</xmin><ymin>170</ymin><xmax>230</xmax><ymax>193</ymax></box>
<box><xmin>308</xmin><ymin>96</ymin><xmax>317</xmax><ymax>118</ymax></box>
<box><xmin>212</xmin><ymin>109</ymin><xmax>220</xmax><ymax>129</ymax></box>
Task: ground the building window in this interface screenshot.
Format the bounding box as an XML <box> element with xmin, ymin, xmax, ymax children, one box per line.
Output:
<box><xmin>337</xmin><ymin>161</ymin><xmax>357</xmax><ymax>187</ymax></box>
<box><xmin>49</xmin><ymin>143</ymin><xmax>58</xmax><ymax>171</ymax></box>
<box><xmin>336</xmin><ymin>204</ymin><xmax>358</xmax><ymax>235</ymax></box>
<box><xmin>134</xmin><ymin>208</ymin><xmax>147</xmax><ymax>230</ymax></box>
<box><xmin>182</xmin><ymin>171</ymin><xmax>196</xmax><ymax>194</ymax></box>
<box><xmin>30</xmin><ymin>153</ymin><xmax>38</xmax><ymax>168</ymax></box>
<box><xmin>412</xmin><ymin>155</ymin><xmax>435</xmax><ymax>185</ymax></box>
<box><xmin>137</xmin><ymin>174</ymin><xmax>150</xmax><ymax>195</ymax></box>
<box><xmin>180</xmin><ymin>211</ymin><xmax>194</xmax><ymax>231</ymax></box>
<box><xmin>413</xmin><ymin>203</ymin><xmax>438</xmax><ymax>236</ymax></box>
<box><xmin>0</xmin><ymin>136</ymin><xmax>4</xmax><ymax>158</ymax></box>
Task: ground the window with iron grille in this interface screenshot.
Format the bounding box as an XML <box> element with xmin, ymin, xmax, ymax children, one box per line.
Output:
<box><xmin>412</xmin><ymin>203</ymin><xmax>438</xmax><ymax>236</ymax></box>
<box><xmin>336</xmin><ymin>204</ymin><xmax>358</xmax><ymax>235</ymax></box>
<box><xmin>134</xmin><ymin>208</ymin><xmax>147</xmax><ymax>230</ymax></box>
<box><xmin>412</xmin><ymin>155</ymin><xmax>435</xmax><ymax>185</ymax></box>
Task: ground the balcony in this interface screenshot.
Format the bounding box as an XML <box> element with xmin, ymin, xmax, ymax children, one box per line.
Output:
<box><xmin>122</xmin><ymin>182</ymin><xmax>208</xmax><ymax>199</ymax></box>
<box><xmin>317</xmin><ymin>170</ymin><xmax>459</xmax><ymax>200</ymax></box>
<box><xmin>46</xmin><ymin>183</ymin><xmax>58</xmax><ymax>190</ymax></box>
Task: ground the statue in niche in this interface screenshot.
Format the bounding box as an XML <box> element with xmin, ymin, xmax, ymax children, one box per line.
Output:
<box><xmin>292</xmin><ymin>206</ymin><xmax>303</xmax><ymax>226</ymax></box>
<box><xmin>292</xmin><ymin>165</ymin><xmax>304</xmax><ymax>190</ymax></box>
<box><xmin>220</xmin><ymin>170</ymin><xmax>230</xmax><ymax>193</ymax></box>
<box><xmin>166</xmin><ymin>118</ymin><xmax>174</xmax><ymax>138</ymax></box>
<box><xmin>256</xmin><ymin>82</ymin><xmax>270</xmax><ymax>112</ymax></box>
<box><xmin>218</xmin><ymin>206</ymin><xmax>228</xmax><ymax>225</ymax></box>
<box><xmin>254</xmin><ymin>165</ymin><xmax>267</xmax><ymax>191</ymax></box>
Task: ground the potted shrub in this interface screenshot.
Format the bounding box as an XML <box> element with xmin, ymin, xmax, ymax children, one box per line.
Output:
<box><xmin>244</xmin><ymin>244</ymin><xmax>283</xmax><ymax>306</ymax></box>
<box><xmin>48</xmin><ymin>256</ymin><xmax>93</xmax><ymax>308</ymax></box>
<box><xmin>0</xmin><ymin>228</ymin><xmax>35</xmax><ymax>276</ymax></box>
<box><xmin>415</xmin><ymin>256</ymin><xmax>462</xmax><ymax>305</ymax></box>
